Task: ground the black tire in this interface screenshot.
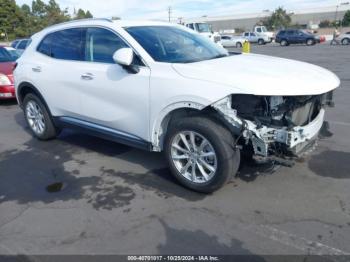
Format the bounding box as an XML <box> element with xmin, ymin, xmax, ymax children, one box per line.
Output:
<box><xmin>236</xmin><ymin>42</ymin><xmax>242</xmax><ymax>48</ymax></box>
<box><xmin>280</xmin><ymin>39</ymin><xmax>288</xmax><ymax>46</ymax></box>
<box><xmin>23</xmin><ymin>93</ymin><xmax>58</xmax><ymax>140</ymax></box>
<box><xmin>306</xmin><ymin>39</ymin><xmax>315</xmax><ymax>46</ymax></box>
<box><xmin>258</xmin><ymin>39</ymin><xmax>265</xmax><ymax>45</ymax></box>
<box><xmin>164</xmin><ymin>116</ymin><xmax>241</xmax><ymax>193</ymax></box>
<box><xmin>342</xmin><ymin>38</ymin><xmax>350</xmax><ymax>45</ymax></box>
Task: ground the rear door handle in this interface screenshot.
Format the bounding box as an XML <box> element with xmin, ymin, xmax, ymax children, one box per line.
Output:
<box><xmin>81</xmin><ymin>73</ymin><xmax>94</xmax><ymax>81</ymax></box>
<box><xmin>32</xmin><ymin>66</ymin><xmax>41</xmax><ymax>73</ymax></box>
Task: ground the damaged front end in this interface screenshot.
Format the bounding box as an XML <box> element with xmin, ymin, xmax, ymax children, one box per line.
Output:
<box><xmin>212</xmin><ymin>93</ymin><xmax>334</xmax><ymax>165</ymax></box>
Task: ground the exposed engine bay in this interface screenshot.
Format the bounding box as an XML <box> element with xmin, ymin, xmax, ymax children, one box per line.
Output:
<box><xmin>212</xmin><ymin>92</ymin><xmax>334</xmax><ymax>163</ymax></box>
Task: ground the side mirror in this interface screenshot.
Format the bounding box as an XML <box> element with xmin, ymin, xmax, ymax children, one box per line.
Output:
<box><xmin>113</xmin><ymin>48</ymin><xmax>140</xmax><ymax>74</ymax></box>
<box><xmin>113</xmin><ymin>48</ymin><xmax>134</xmax><ymax>66</ymax></box>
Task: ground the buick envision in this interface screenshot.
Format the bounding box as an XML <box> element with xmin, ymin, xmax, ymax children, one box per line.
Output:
<box><xmin>14</xmin><ymin>19</ymin><xmax>340</xmax><ymax>193</ymax></box>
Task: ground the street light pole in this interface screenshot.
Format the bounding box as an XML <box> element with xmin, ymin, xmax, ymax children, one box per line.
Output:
<box><xmin>168</xmin><ymin>6</ymin><xmax>172</xmax><ymax>22</ymax></box>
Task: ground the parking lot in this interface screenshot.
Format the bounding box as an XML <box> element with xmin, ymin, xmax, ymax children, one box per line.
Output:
<box><xmin>0</xmin><ymin>43</ymin><xmax>350</xmax><ymax>258</ymax></box>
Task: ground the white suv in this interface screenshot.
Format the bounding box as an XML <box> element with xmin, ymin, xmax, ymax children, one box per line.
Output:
<box><xmin>14</xmin><ymin>19</ymin><xmax>340</xmax><ymax>193</ymax></box>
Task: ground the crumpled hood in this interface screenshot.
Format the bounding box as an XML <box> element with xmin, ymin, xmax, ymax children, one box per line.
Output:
<box><xmin>172</xmin><ymin>53</ymin><xmax>340</xmax><ymax>96</ymax></box>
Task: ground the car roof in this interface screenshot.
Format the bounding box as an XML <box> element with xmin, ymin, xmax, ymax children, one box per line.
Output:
<box><xmin>34</xmin><ymin>18</ymin><xmax>180</xmax><ymax>38</ymax></box>
<box><xmin>44</xmin><ymin>18</ymin><xmax>173</xmax><ymax>31</ymax></box>
<box><xmin>13</xmin><ymin>38</ymin><xmax>29</xmax><ymax>41</ymax></box>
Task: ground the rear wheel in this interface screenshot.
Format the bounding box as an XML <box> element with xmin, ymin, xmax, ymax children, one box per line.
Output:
<box><xmin>258</xmin><ymin>39</ymin><xmax>265</xmax><ymax>45</ymax></box>
<box><xmin>23</xmin><ymin>93</ymin><xmax>59</xmax><ymax>140</ymax></box>
<box><xmin>236</xmin><ymin>42</ymin><xmax>242</xmax><ymax>48</ymax></box>
<box><xmin>164</xmin><ymin>117</ymin><xmax>240</xmax><ymax>193</ymax></box>
<box><xmin>342</xmin><ymin>38</ymin><xmax>350</xmax><ymax>45</ymax></box>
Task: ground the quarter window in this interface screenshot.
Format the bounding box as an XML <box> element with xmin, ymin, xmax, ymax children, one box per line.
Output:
<box><xmin>85</xmin><ymin>28</ymin><xmax>128</xmax><ymax>63</ymax></box>
<box><xmin>51</xmin><ymin>28</ymin><xmax>85</xmax><ymax>60</ymax></box>
<box><xmin>37</xmin><ymin>28</ymin><xmax>85</xmax><ymax>60</ymax></box>
<box><xmin>37</xmin><ymin>34</ymin><xmax>54</xmax><ymax>56</ymax></box>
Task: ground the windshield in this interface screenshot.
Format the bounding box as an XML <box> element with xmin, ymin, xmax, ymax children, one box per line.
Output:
<box><xmin>0</xmin><ymin>48</ymin><xmax>16</xmax><ymax>62</ymax></box>
<box><xmin>196</xmin><ymin>23</ymin><xmax>211</xmax><ymax>33</ymax></box>
<box><xmin>126</xmin><ymin>26</ymin><xmax>229</xmax><ymax>63</ymax></box>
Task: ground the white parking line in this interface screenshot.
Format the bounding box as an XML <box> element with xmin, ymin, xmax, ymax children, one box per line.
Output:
<box><xmin>250</xmin><ymin>224</ymin><xmax>350</xmax><ymax>256</ymax></box>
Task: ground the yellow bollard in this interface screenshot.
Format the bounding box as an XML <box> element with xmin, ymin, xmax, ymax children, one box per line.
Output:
<box><xmin>242</xmin><ymin>40</ymin><xmax>251</xmax><ymax>53</ymax></box>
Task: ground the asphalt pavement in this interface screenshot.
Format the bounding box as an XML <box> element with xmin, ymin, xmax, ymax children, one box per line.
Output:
<box><xmin>0</xmin><ymin>43</ymin><xmax>349</xmax><ymax>259</ymax></box>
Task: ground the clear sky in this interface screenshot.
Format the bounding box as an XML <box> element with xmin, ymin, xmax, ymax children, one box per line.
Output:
<box><xmin>15</xmin><ymin>0</ymin><xmax>339</xmax><ymax>20</ymax></box>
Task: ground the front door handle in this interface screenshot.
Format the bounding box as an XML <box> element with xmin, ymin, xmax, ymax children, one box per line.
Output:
<box><xmin>81</xmin><ymin>73</ymin><xmax>94</xmax><ymax>81</ymax></box>
<box><xmin>32</xmin><ymin>66</ymin><xmax>41</xmax><ymax>73</ymax></box>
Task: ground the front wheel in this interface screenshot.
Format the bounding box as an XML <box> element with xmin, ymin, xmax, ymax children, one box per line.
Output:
<box><xmin>342</xmin><ymin>38</ymin><xmax>350</xmax><ymax>45</ymax></box>
<box><xmin>164</xmin><ymin>117</ymin><xmax>240</xmax><ymax>193</ymax></box>
<box><xmin>236</xmin><ymin>42</ymin><xmax>242</xmax><ymax>48</ymax></box>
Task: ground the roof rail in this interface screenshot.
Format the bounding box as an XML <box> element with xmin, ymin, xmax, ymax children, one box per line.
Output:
<box><xmin>46</xmin><ymin>18</ymin><xmax>113</xmax><ymax>29</ymax></box>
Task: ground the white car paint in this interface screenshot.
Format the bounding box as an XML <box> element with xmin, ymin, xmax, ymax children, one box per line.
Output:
<box><xmin>336</xmin><ymin>32</ymin><xmax>350</xmax><ymax>45</ymax></box>
<box><xmin>14</xmin><ymin>19</ymin><xmax>340</xmax><ymax>153</ymax></box>
<box><xmin>243</xmin><ymin>32</ymin><xmax>270</xmax><ymax>44</ymax></box>
<box><xmin>220</xmin><ymin>35</ymin><xmax>246</xmax><ymax>48</ymax></box>
<box><xmin>172</xmin><ymin>53</ymin><xmax>340</xmax><ymax>96</ymax></box>
<box><xmin>253</xmin><ymin>26</ymin><xmax>274</xmax><ymax>42</ymax></box>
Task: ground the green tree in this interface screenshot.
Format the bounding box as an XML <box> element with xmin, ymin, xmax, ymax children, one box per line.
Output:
<box><xmin>342</xmin><ymin>10</ymin><xmax>350</xmax><ymax>27</ymax></box>
<box><xmin>0</xmin><ymin>0</ymin><xmax>92</xmax><ymax>40</ymax></box>
<box><xmin>76</xmin><ymin>8</ymin><xmax>86</xmax><ymax>19</ymax></box>
<box><xmin>0</xmin><ymin>0</ymin><xmax>23</xmax><ymax>40</ymax></box>
<box><xmin>32</xmin><ymin>0</ymin><xmax>46</xmax><ymax>18</ymax></box>
<box><xmin>75</xmin><ymin>8</ymin><xmax>93</xmax><ymax>19</ymax></box>
<box><xmin>45</xmin><ymin>0</ymin><xmax>70</xmax><ymax>25</ymax></box>
<box><xmin>85</xmin><ymin>10</ymin><xmax>93</xmax><ymax>18</ymax></box>
<box><xmin>261</xmin><ymin>7</ymin><xmax>292</xmax><ymax>30</ymax></box>
<box><xmin>319</xmin><ymin>20</ymin><xmax>332</xmax><ymax>28</ymax></box>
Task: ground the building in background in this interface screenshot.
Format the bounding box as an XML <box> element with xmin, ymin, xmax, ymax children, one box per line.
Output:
<box><xmin>182</xmin><ymin>5</ymin><xmax>350</xmax><ymax>32</ymax></box>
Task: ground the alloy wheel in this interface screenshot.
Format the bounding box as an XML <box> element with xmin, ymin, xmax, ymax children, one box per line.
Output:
<box><xmin>171</xmin><ymin>131</ymin><xmax>218</xmax><ymax>184</ymax></box>
<box><xmin>26</xmin><ymin>100</ymin><xmax>46</xmax><ymax>135</ymax></box>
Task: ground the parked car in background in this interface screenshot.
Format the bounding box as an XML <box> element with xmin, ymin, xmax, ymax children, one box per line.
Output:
<box><xmin>0</xmin><ymin>46</ymin><xmax>17</xmax><ymax>99</ymax></box>
<box><xmin>242</xmin><ymin>32</ymin><xmax>269</xmax><ymax>45</ymax></box>
<box><xmin>336</xmin><ymin>32</ymin><xmax>350</xmax><ymax>45</ymax></box>
<box><xmin>184</xmin><ymin>22</ymin><xmax>222</xmax><ymax>45</ymax></box>
<box><xmin>220</xmin><ymin>35</ymin><xmax>246</xmax><ymax>48</ymax></box>
<box><xmin>253</xmin><ymin>26</ymin><xmax>274</xmax><ymax>43</ymax></box>
<box><xmin>11</xmin><ymin>38</ymin><xmax>31</xmax><ymax>55</ymax></box>
<box><xmin>2</xmin><ymin>46</ymin><xmax>21</xmax><ymax>60</ymax></box>
<box><xmin>275</xmin><ymin>29</ymin><xmax>321</xmax><ymax>46</ymax></box>
<box><xmin>14</xmin><ymin>19</ymin><xmax>340</xmax><ymax>193</ymax></box>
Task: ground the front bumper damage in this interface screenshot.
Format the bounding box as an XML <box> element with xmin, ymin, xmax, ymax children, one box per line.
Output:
<box><xmin>212</xmin><ymin>96</ymin><xmax>326</xmax><ymax>165</ymax></box>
